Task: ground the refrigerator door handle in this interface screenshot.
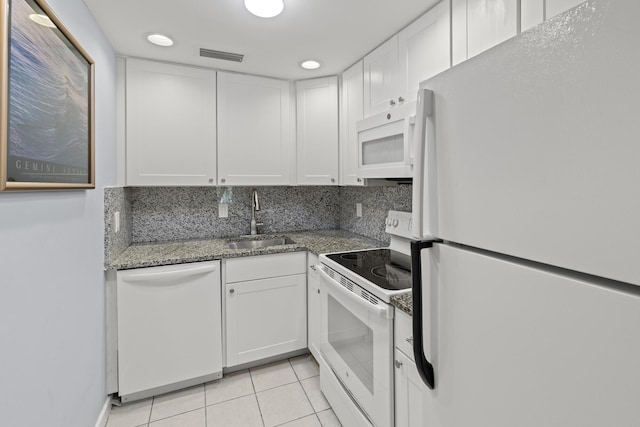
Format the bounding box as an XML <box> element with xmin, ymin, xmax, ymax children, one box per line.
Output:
<box><xmin>411</xmin><ymin>88</ymin><xmax>435</xmax><ymax>240</ymax></box>
<box><xmin>410</xmin><ymin>239</ymin><xmax>437</xmax><ymax>389</ymax></box>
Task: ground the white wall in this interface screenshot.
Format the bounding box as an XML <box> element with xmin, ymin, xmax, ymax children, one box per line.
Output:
<box><xmin>0</xmin><ymin>0</ymin><xmax>116</xmax><ymax>426</ymax></box>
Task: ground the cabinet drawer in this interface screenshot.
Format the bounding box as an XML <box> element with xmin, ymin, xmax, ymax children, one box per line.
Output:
<box><xmin>395</xmin><ymin>308</ymin><xmax>414</xmax><ymax>362</ymax></box>
<box><xmin>226</xmin><ymin>252</ymin><xmax>306</xmax><ymax>283</ymax></box>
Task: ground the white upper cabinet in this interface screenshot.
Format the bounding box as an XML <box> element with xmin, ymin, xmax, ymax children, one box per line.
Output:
<box><xmin>521</xmin><ymin>0</ymin><xmax>587</xmax><ymax>32</ymax></box>
<box><xmin>364</xmin><ymin>1</ymin><xmax>451</xmax><ymax>116</ymax></box>
<box><xmin>363</xmin><ymin>36</ymin><xmax>401</xmax><ymax>117</ymax></box>
<box><xmin>217</xmin><ymin>72</ymin><xmax>293</xmax><ymax>186</ymax></box>
<box><xmin>452</xmin><ymin>0</ymin><xmax>519</xmax><ymax>65</ymax></box>
<box><xmin>340</xmin><ymin>61</ymin><xmax>365</xmax><ymax>186</ymax></box>
<box><xmin>296</xmin><ymin>77</ymin><xmax>339</xmax><ymax>185</ymax></box>
<box><xmin>125</xmin><ymin>58</ymin><xmax>217</xmax><ymax>186</ymax></box>
<box><xmin>521</xmin><ymin>0</ymin><xmax>544</xmax><ymax>32</ymax></box>
<box><xmin>546</xmin><ymin>0</ymin><xmax>587</xmax><ymax>18</ymax></box>
<box><xmin>398</xmin><ymin>0</ymin><xmax>451</xmax><ymax>103</ymax></box>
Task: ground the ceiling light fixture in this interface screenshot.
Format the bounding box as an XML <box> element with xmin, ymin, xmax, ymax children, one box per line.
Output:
<box><xmin>301</xmin><ymin>60</ymin><xmax>320</xmax><ymax>70</ymax></box>
<box><xmin>244</xmin><ymin>0</ymin><xmax>284</xmax><ymax>18</ymax></box>
<box><xmin>29</xmin><ymin>13</ymin><xmax>56</xmax><ymax>28</ymax></box>
<box><xmin>147</xmin><ymin>33</ymin><xmax>174</xmax><ymax>47</ymax></box>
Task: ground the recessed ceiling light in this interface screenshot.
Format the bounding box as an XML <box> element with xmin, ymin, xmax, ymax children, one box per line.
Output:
<box><xmin>244</xmin><ymin>0</ymin><xmax>284</xmax><ymax>18</ymax></box>
<box><xmin>301</xmin><ymin>60</ymin><xmax>320</xmax><ymax>70</ymax></box>
<box><xmin>29</xmin><ymin>14</ymin><xmax>56</xmax><ymax>28</ymax></box>
<box><xmin>147</xmin><ymin>33</ymin><xmax>174</xmax><ymax>47</ymax></box>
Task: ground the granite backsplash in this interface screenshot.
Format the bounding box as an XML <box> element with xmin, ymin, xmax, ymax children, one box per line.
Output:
<box><xmin>104</xmin><ymin>184</ymin><xmax>412</xmax><ymax>262</ymax></box>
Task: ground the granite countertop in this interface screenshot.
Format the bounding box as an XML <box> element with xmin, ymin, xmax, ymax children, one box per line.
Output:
<box><xmin>108</xmin><ymin>228</ymin><xmax>414</xmax><ymax>315</ymax></box>
<box><xmin>391</xmin><ymin>293</ymin><xmax>413</xmax><ymax>316</ymax></box>
<box><xmin>108</xmin><ymin>229</ymin><xmax>385</xmax><ymax>270</ymax></box>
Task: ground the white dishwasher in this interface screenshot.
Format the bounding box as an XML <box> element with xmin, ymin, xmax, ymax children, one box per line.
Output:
<box><xmin>116</xmin><ymin>261</ymin><xmax>222</xmax><ymax>402</ymax></box>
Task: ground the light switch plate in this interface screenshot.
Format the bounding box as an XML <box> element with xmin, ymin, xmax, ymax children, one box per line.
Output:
<box><xmin>219</xmin><ymin>203</ymin><xmax>229</xmax><ymax>218</ymax></box>
<box><xmin>356</xmin><ymin>203</ymin><xmax>362</xmax><ymax>217</ymax></box>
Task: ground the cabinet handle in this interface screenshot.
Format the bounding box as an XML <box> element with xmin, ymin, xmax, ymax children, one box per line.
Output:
<box><xmin>406</xmin><ymin>337</ymin><xmax>414</xmax><ymax>346</ymax></box>
<box><xmin>395</xmin><ymin>360</ymin><xmax>403</xmax><ymax>369</ymax></box>
<box><xmin>389</xmin><ymin>99</ymin><xmax>396</xmax><ymax>106</ymax></box>
<box><xmin>317</xmin><ymin>289</ymin><xmax>320</xmax><ymax>294</ymax></box>
<box><xmin>229</xmin><ymin>288</ymin><xmax>235</xmax><ymax>294</ymax></box>
<box><xmin>398</xmin><ymin>96</ymin><xmax>405</xmax><ymax>103</ymax></box>
<box><xmin>208</xmin><ymin>178</ymin><xmax>214</xmax><ymax>184</ymax></box>
<box><xmin>330</xmin><ymin>178</ymin><xmax>335</xmax><ymax>183</ymax></box>
<box><xmin>357</xmin><ymin>178</ymin><xmax>362</xmax><ymax>182</ymax></box>
<box><xmin>221</xmin><ymin>178</ymin><xmax>226</xmax><ymax>184</ymax></box>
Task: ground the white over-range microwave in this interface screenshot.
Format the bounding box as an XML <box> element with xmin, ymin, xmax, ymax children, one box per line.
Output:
<box><xmin>356</xmin><ymin>101</ymin><xmax>416</xmax><ymax>179</ymax></box>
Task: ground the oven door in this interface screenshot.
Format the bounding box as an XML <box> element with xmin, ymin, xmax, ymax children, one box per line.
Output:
<box><xmin>318</xmin><ymin>265</ymin><xmax>394</xmax><ymax>427</ymax></box>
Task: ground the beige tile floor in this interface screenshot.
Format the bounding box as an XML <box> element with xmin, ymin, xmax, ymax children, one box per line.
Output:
<box><xmin>106</xmin><ymin>355</ymin><xmax>342</xmax><ymax>427</ymax></box>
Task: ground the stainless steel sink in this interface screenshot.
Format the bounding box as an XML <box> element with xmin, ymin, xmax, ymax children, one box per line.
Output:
<box><xmin>227</xmin><ymin>236</ymin><xmax>295</xmax><ymax>250</ymax></box>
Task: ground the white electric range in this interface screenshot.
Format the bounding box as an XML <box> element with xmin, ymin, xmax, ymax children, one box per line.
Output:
<box><xmin>317</xmin><ymin>210</ymin><xmax>412</xmax><ymax>427</ymax></box>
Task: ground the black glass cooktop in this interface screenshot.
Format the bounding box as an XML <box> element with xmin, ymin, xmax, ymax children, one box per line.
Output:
<box><xmin>326</xmin><ymin>249</ymin><xmax>412</xmax><ymax>291</ymax></box>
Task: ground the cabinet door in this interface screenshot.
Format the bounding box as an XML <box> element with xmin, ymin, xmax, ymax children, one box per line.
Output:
<box><xmin>546</xmin><ymin>0</ymin><xmax>586</xmax><ymax>19</ymax></box>
<box><xmin>521</xmin><ymin>0</ymin><xmax>544</xmax><ymax>32</ymax></box>
<box><xmin>340</xmin><ymin>61</ymin><xmax>365</xmax><ymax>186</ymax></box>
<box><xmin>307</xmin><ymin>254</ymin><xmax>321</xmax><ymax>360</ymax></box>
<box><xmin>296</xmin><ymin>77</ymin><xmax>339</xmax><ymax>185</ymax></box>
<box><xmin>217</xmin><ymin>72</ymin><xmax>293</xmax><ymax>185</ymax></box>
<box><xmin>363</xmin><ymin>36</ymin><xmax>401</xmax><ymax>116</ymax></box>
<box><xmin>452</xmin><ymin>0</ymin><xmax>519</xmax><ymax>65</ymax></box>
<box><xmin>125</xmin><ymin>59</ymin><xmax>217</xmax><ymax>186</ymax></box>
<box><xmin>399</xmin><ymin>0</ymin><xmax>451</xmax><ymax>103</ymax></box>
<box><xmin>522</xmin><ymin>0</ymin><xmax>586</xmax><ymax>32</ymax></box>
<box><xmin>394</xmin><ymin>349</ymin><xmax>428</xmax><ymax>427</ymax></box>
<box><xmin>225</xmin><ymin>274</ymin><xmax>307</xmax><ymax>367</ymax></box>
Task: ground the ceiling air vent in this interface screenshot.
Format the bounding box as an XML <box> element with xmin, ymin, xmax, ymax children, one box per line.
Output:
<box><xmin>199</xmin><ymin>48</ymin><xmax>244</xmax><ymax>63</ymax></box>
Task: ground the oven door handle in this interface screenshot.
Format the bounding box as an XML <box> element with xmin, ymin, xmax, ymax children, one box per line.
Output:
<box><xmin>317</xmin><ymin>266</ymin><xmax>393</xmax><ymax>319</ymax></box>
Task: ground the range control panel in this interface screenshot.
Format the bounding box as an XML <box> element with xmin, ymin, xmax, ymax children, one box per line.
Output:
<box><xmin>385</xmin><ymin>210</ymin><xmax>413</xmax><ymax>239</ymax></box>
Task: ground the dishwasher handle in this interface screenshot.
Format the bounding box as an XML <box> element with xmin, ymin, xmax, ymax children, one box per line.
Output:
<box><xmin>122</xmin><ymin>264</ymin><xmax>218</xmax><ymax>285</ymax></box>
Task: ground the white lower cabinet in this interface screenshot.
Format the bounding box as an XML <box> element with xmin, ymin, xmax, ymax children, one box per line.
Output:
<box><xmin>394</xmin><ymin>309</ymin><xmax>429</xmax><ymax>427</ymax></box>
<box><xmin>307</xmin><ymin>253</ymin><xmax>321</xmax><ymax>360</ymax></box>
<box><xmin>116</xmin><ymin>261</ymin><xmax>223</xmax><ymax>402</ymax></box>
<box><xmin>225</xmin><ymin>252</ymin><xmax>307</xmax><ymax>367</ymax></box>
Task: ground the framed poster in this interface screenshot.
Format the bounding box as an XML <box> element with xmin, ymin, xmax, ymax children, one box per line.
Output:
<box><xmin>0</xmin><ymin>0</ymin><xmax>95</xmax><ymax>191</ymax></box>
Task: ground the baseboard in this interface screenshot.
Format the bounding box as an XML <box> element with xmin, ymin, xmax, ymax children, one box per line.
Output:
<box><xmin>94</xmin><ymin>396</ymin><xmax>112</xmax><ymax>427</ymax></box>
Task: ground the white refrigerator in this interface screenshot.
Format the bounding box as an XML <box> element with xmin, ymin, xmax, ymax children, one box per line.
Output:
<box><xmin>410</xmin><ymin>1</ymin><xmax>640</xmax><ymax>425</ymax></box>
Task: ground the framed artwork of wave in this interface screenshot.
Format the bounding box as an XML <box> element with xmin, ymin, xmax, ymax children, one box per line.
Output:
<box><xmin>0</xmin><ymin>0</ymin><xmax>95</xmax><ymax>191</ymax></box>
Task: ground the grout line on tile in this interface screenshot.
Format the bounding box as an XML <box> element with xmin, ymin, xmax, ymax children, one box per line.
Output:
<box><xmin>204</xmin><ymin>382</ymin><xmax>208</xmax><ymax>427</ymax></box>
<box><xmin>297</xmin><ymin>376</ymin><xmax>317</xmax><ymax>415</ymax></box>
<box><xmin>148</xmin><ymin>408</ymin><xmax>204</xmax><ymax>426</ymax></box>
<box><xmin>148</xmin><ymin>397</ymin><xmax>154</xmax><ymax>425</ymax></box>
<box><xmin>253</xmin><ymin>393</ymin><xmax>267</xmax><ymax>427</ymax></box>
<box><xmin>273</xmin><ymin>413</ymin><xmax>318</xmax><ymax>427</ymax></box>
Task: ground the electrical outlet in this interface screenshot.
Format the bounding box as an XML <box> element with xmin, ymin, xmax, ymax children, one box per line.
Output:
<box><xmin>219</xmin><ymin>203</ymin><xmax>229</xmax><ymax>218</ymax></box>
<box><xmin>356</xmin><ymin>203</ymin><xmax>363</xmax><ymax>217</ymax></box>
<box><xmin>114</xmin><ymin>211</ymin><xmax>120</xmax><ymax>233</ymax></box>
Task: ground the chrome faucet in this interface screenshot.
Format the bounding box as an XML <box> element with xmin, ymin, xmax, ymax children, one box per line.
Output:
<box><xmin>250</xmin><ymin>188</ymin><xmax>263</xmax><ymax>235</ymax></box>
